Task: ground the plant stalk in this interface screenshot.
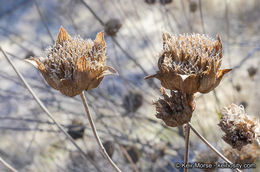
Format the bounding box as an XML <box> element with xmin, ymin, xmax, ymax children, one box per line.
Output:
<box><xmin>80</xmin><ymin>92</ymin><xmax>121</xmax><ymax>172</ymax></box>
<box><xmin>0</xmin><ymin>47</ymin><xmax>101</xmax><ymax>172</ymax></box>
<box><xmin>188</xmin><ymin>122</ymin><xmax>242</xmax><ymax>172</ymax></box>
<box><xmin>184</xmin><ymin>123</ymin><xmax>190</xmax><ymax>172</ymax></box>
<box><xmin>0</xmin><ymin>156</ymin><xmax>18</xmax><ymax>172</ymax></box>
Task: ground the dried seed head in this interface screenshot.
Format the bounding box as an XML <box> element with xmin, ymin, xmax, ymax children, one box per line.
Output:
<box><xmin>145</xmin><ymin>32</ymin><xmax>231</xmax><ymax>94</ymax></box>
<box><xmin>218</xmin><ymin>104</ymin><xmax>260</xmax><ymax>150</ymax></box>
<box><xmin>104</xmin><ymin>19</ymin><xmax>122</xmax><ymax>36</ymax></box>
<box><xmin>67</xmin><ymin>119</ymin><xmax>85</xmax><ymax>140</ymax></box>
<box><xmin>123</xmin><ymin>91</ymin><xmax>143</xmax><ymax>113</ymax></box>
<box><xmin>153</xmin><ymin>87</ymin><xmax>195</xmax><ymax>127</ymax></box>
<box><xmin>224</xmin><ymin>143</ymin><xmax>260</xmax><ymax>164</ymax></box>
<box><xmin>103</xmin><ymin>141</ymin><xmax>115</xmax><ymax>158</ymax></box>
<box><xmin>247</xmin><ymin>66</ymin><xmax>257</xmax><ymax>78</ymax></box>
<box><xmin>26</xmin><ymin>27</ymin><xmax>118</xmax><ymax>97</ymax></box>
<box><xmin>145</xmin><ymin>0</ymin><xmax>156</xmax><ymax>4</ymax></box>
<box><xmin>189</xmin><ymin>0</ymin><xmax>198</xmax><ymax>13</ymax></box>
<box><xmin>235</xmin><ymin>84</ymin><xmax>241</xmax><ymax>92</ymax></box>
<box><xmin>160</xmin><ymin>0</ymin><xmax>173</xmax><ymax>5</ymax></box>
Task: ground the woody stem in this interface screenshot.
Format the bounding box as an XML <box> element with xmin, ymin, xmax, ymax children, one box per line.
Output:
<box><xmin>0</xmin><ymin>156</ymin><xmax>18</xmax><ymax>172</ymax></box>
<box><xmin>0</xmin><ymin>47</ymin><xmax>102</xmax><ymax>172</ymax></box>
<box><xmin>80</xmin><ymin>92</ymin><xmax>121</xmax><ymax>172</ymax></box>
<box><xmin>188</xmin><ymin>122</ymin><xmax>242</xmax><ymax>172</ymax></box>
<box><xmin>184</xmin><ymin>123</ymin><xmax>190</xmax><ymax>172</ymax></box>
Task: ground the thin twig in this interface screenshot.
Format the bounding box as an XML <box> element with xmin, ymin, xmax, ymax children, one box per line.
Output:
<box><xmin>99</xmin><ymin>119</ymin><xmax>139</xmax><ymax>172</ymax></box>
<box><xmin>0</xmin><ymin>156</ymin><xmax>18</xmax><ymax>172</ymax></box>
<box><xmin>188</xmin><ymin>122</ymin><xmax>242</xmax><ymax>172</ymax></box>
<box><xmin>184</xmin><ymin>124</ymin><xmax>190</xmax><ymax>172</ymax></box>
<box><xmin>80</xmin><ymin>92</ymin><xmax>122</xmax><ymax>172</ymax></box>
<box><xmin>0</xmin><ymin>47</ymin><xmax>101</xmax><ymax>172</ymax></box>
<box><xmin>33</xmin><ymin>0</ymin><xmax>55</xmax><ymax>43</ymax></box>
<box><xmin>78</xmin><ymin>0</ymin><xmax>154</xmax><ymax>77</ymax></box>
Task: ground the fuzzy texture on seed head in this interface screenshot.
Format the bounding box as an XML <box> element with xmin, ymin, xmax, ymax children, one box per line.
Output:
<box><xmin>153</xmin><ymin>87</ymin><xmax>195</xmax><ymax>127</ymax></box>
<box><xmin>26</xmin><ymin>27</ymin><xmax>117</xmax><ymax>97</ymax></box>
<box><xmin>218</xmin><ymin>104</ymin><xmax>260</xmax><ymax>150</ymax></box>
<box><xmin>145</xmin><ymin>32</ymin><xmax>231</xmax><ymax>94</ymax></box>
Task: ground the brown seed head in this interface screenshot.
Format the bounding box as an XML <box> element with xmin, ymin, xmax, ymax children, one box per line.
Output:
<box><xmin>224</xmin><ymin>143</ymin><xmax>260</xmax><ymax>164</ymax></box>
<box><xmin>160</xmin><ymin>0</ymin><xmax>173</xmax><ymax>5</ymax></box>
<box><xmin>218</xmin><ymin>104</ymin><xmax>260</xmax><ymax>150</ymax></box>
<box><xmin>145</xmin><ymin>32</ymin><xmax>231</xmax><ymax>94</ymax></box>
<box><xmin>189</xmin><ymin>0</ymin><xmax>198</xmax><ymax>13</ymax></box>
<box><xmin>123</xmin><ymin>91</ymin><xmax>143</xmax><ymax>113</ymax></box>
<box><xmin>26</xmin><ymin>26</ymin><xmax>118</xmax><ymax>97</ymax></box>
<box><xmin>153</xmin><ymin>87</ymin><xmax>195</xmax><ymax>127</ymax></box>
<box><xmin>103</xmin><ymin>141</ymin><xmax>115</xmax><ymax>158</ymax></box>
<box><xmin>104</xmin><ymin>19</ymin><xmax>122</xmax><ymax>36</ymax></box>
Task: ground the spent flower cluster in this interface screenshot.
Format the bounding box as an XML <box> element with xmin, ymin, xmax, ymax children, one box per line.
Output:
<box><xmin>146</xmin><ymin>32</ymin><xmax>231</xmax><ymax>127</ymax></box>
<box><xmin>27</xmin><ymin>27</ymin><xmax>117</xmax><ymax>97</ymax></box>
<box><xmin>218</xmin><ymin>104</ymin><xmax>260</xmax><ymax>150</ymax></box>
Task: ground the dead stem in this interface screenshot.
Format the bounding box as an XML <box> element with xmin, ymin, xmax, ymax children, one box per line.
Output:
<box><xmin>0</xmin><ymin>156</ymin><xmax>18</xmax><ymax>172</ymax></box>
<box><xmin>0</xmin><ymin>47</ymin><xmax>101</xmax><ymax>172</ymax></box>
<box><xmin>184</xmin><ymin>123</ymin><xmax>190</xmax><ymax>172</ymax></box>
<box><xmin>188</xmin><ymin>122</ymin><xmax>242</xmax><ymax>172</ymax></box>
<box><xmin>33</xmin><ymin>0</ymin><xmax>55</xmax><ymax>43</ymax></box>
<box><xmin>100</xmin><ymin>119</ymin><xmax>139</xmax><ymax>172</ymax></box>
<box><xmin>80</xmin><ymin>92</ymin><xmax>122</xmax><ymax>172</ymax></box>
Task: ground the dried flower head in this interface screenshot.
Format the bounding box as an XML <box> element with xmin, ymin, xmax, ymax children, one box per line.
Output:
<box><xmin>67</xmin><ymin>119</ymin><xmax>85</xmax><ymax>140</ymax></box>
<box><xmin>247</xmin><ymin>66</ymin><xmax>257</xmax><ymax>78</ymax></box>
<box><xmin>123</xmin><ymin>91</ymin><xmax>143</xmax><ymax>113</ymax></box>
<box><xmin>145</xmin><ymin>0</ymin><xmax>156</xmax><ymax>4</ymax></box>
<box><xmin>145</xmin><ymin>32</ymin><xmax>231</xmax><ymax>94</ymax></box>
<box><xmin>153</xmin><ymin>87</ymin><xmax>195</xmax><ymax>127</ymax></box>
<box><xmin>224</xmin><ymin>143</ymin><xmax>260</xmax><ymax>164</ymax></box>
<box><xmin>189</xmin><ymin>0</ymin><xmax>198</xmax><ymax>13</ymax></box>
<box><xmin>160</xmin><ymin>0</ymin><xmax>173</xmax><ymax>5</ymax></box>
<box><xmin>103</xmin><ymin>141</ymin><xmax>115</xmax><ymax>158</ymax></box>
<box><xmin>104</xmin><ymin>19</ymin><xmax>122</xmax><ymax>36</ymax></box>
<box><xmin>218</xmin><ymin>104</ymin><xmax>260</xmax><ymax>150</ymax></box>
<box><xmin>26</xmin><ymin>27</ymin><xmax>117</xmax><ymax>97</ymax></box>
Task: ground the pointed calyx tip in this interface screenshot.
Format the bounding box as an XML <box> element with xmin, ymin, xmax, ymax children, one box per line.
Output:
<box><xmin>144</xmin><ymin>74</ymin><xmax>157</xmax><ymax>80</ymax></box>
<box><xmin>56</xmin><ymin>26</ymin><xmax>70</xmax><ymax>45</ymax></box>
<box><xmin>95</xmin><ymin>31</ymin><xmax>105</xmax><ymax>48</ymax></box>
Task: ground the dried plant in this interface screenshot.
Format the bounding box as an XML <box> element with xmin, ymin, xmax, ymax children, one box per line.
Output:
<box><xmin>145</xmin><ymin>0</ymin><xmax>156</xmax><ymax>4</ymax></box>
<box><xmin>145</xmin><ymin>32</ymin><xmax>231</xmax><ymax>94</ymax></box>
<box><xmin>26</xmin><ymin>27</ymin><xmax>117</xmax><ymax>97</ymax></box>
<box><xmin>145</xmin><ymin>31</ymin><xmax>243</xmax><ymax>172</ymax></box>
<box><xmin>218</xmin><ymin>103</ymin><xmax>260</xmax><ymax>150</ymax></box>
<box><xmin>104</xmin><ymin>19</ymin><xmax>122</xmax><ymax>36</ymax></box>
<box><xmin>103</xmin><ymin>141</ymin><xmax>115</xmax><ymax>158</ymax></box>
<box><xmin>247</xmin><ymin>66</ymin><xmax>257</xmax><ymax>78</ymax></box>
<box><xmin>67</xmin><ymin>119</ymin><xmax>85</xmax><ymax>140</ymax></box>
<box><xmin>224</xmin><ymin>143</ymin><xmax>260</xmax><ymax>164</ymax></box>
<box><xmin>189</xmin><ymin>0</ymin><xmax>198</xmax><ymax>13</ymax></box>
<box><xmin>153</xmin><ymin>87</ymin><xmax>195</xmax><ymax>127</ymax></box>
<box><xmin>123</xmin><ymin>91</ymin><xmax>143</xmax><ymax>113</ymax></box>
<box><xmin>160</xmin><ymin>0</ymin><xmax>173</xmax><ymax>5</ymax></box>
<box><xmin>24</xmin><ymin>27</ymin><xmax>121</xmax><ymax>172</ymax></box>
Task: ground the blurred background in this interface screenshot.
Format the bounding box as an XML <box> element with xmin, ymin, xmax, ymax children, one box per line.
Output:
<box><xmin>0</xmin><ymin>0</ymin><xmax>259</xmax><ymax>171</ymax></box>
